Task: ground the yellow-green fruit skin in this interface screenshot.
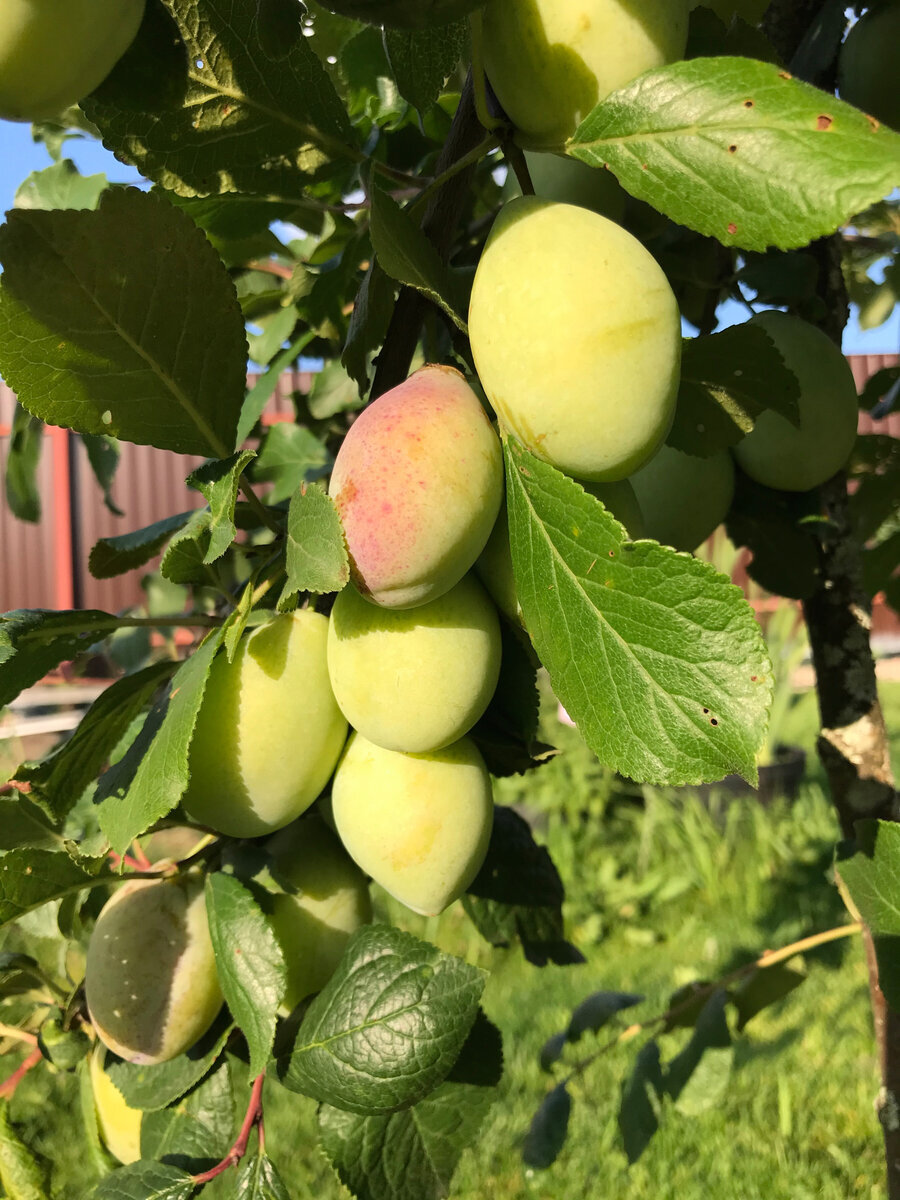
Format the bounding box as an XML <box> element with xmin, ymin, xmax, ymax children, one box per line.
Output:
<box><xmin>630</xmin><ymin>445</ymin><xmax>735</xmax><ymax>552</ymax></box>
<box><xmin>265</xmin><ymin>818</ymin><xmax>372</xmax><ymax>1011</ymax></box>
<box><xmin>469</xmin><ymin>197</ymin><xmax>682</xmax><ymax>482</ymax></box>
<box><xmin>0</xmin><ymin>0</ymin><xmax>145</xmax><ymax>122</ymax></box>
<box><xmin>331</xmin><ymin>734</ymin><xmax>494</xmax><ymax>917</ymax></box>
<box><xmin>90</xmin><ymin>1046</ymin><xmax>142</xmax><ymax>1165</ymax></box>
<box><xmin>480</xmin><ymin>0</ymin><xmax>690</xmax><ymax>149</ymax></box>
<box><xmin>86</xmin><ymin>876</ymin><xmax>223</xmax><ymax>1066</ymax></box>
<box><xmin>327</xmin><ymin>574</ymin><xmax>502</xmax><ymax>753</ymax></box>
<box><xmin>523</xmin><ymin>151</ymin><xmax>626</xmax><ymax>222</ymax></box>
<box><xmin>329</xmin><ymin>365</ymin><xmax>503</xmax><ymax>609</ymax></box>
<box><xmin>731</xmin><ymin>312</ymin><xmax>859</xmax><ymax>493</ymax></box>
<box><xmin>183</xmin><ymin>612</ymin><xmax>347</xmax><ymax>838</ymax></box>
<box><xmin>838</xmin><ymin>2</ymin><xmax>900</xmax><ymax>129</ymax></box>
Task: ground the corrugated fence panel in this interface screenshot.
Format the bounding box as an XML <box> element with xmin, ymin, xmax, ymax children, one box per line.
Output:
<box><xmin>0</xmin><ymin>427</ymin><xmax>59</xmax><ymax>611</ymax></box>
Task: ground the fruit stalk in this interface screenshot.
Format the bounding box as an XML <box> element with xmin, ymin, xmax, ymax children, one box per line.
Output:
<box><xmin>191</xmin><ymin>1072</ymin><xmax>266</xmax><ymax>1185</ymax></box>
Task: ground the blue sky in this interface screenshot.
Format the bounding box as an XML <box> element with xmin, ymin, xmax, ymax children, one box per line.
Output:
<box><xmin>0</xmin><ymin>121</ymin><xmax>898</xmax><ymax>357</ymax></box>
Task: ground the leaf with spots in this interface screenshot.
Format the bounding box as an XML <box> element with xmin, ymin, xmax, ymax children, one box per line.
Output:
<box><xmin>570</xmin><ymin>56</ymin><xmax>900</xmax><ymax>251</ymax></box>
<box><xmin>504</xmin><ymin>438</ymin><xmax>772</xmax><ymax>787</ymax></box>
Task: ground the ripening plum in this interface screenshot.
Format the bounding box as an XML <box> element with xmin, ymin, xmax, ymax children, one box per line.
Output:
<box><xmin>469</xmin><ymin>197</ymin><xmax>681</xmax><ymax>481</ymax></box>
<box><xmin>183</xmin><ymin>612</ymin><xmax>347</xmax><ymax>838</ymax></box>
<box><xmin>480</xmin><ymin>0</ymin><xmax>690</xmax><ymax>149</ymax></box>
<box><xmin>838</xmin><ymin>1</ymin><xmax>900</xmax><ymax>130</ymax></box>
<box><xmin>86</xmin><ymin>875</ymin><xmax>223</xmax><ymax>1066</ymax></box>
<box><xmin>731</xmin><ymin>313</ymin><xmax>859</xmax><ymax>492</ymax></box>
<box><xmin>331</xmin><ymin>733</ymin><xmax>494</xmax><ymax>916</ymax></box>
<box><xmin>328</xmin><ymin>365</ymin><xmax>503</xmax><ymax>609</ymax></box>
<box><xmin>630</xmin><ymin>444</ymin><xmax>735</xmax><ymax>552</ymax></box>
<box><xmin>327</xmin><ymin>574</ymin><xmax>501</xmax><ymax>753</ymax></box>
<box><xmin>476</xmin><ymin>482</ymin><xmax>644</xmax><ymax>623</ymax></box>
<box><xmin>0</xmin><ymin>0</ymin><xmax>145</xmax><ymax>122</ymax></box>
<box><xmin>90</xmin><ymin>1045</ymin><xmax>143</xmax><ymax>1165</ymax></box>
<box><xmin>521</xmin><ymin>151</ymin><xmax>626</xmax><ymax>222</ymax></box>
<box><xmin>265</xmin><ymin>817</ymin><xmax>372</xmax><ymax>1011</ymax></box>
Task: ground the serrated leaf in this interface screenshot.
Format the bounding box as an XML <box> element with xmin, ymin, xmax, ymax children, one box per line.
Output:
<box><xmin>566</xmin><ymin>992</ymin><xmax>644</xmax><ymax>1041</ymax></box>
<box><xmin>670</xmin><ymin>325</ymin><xmax>801</xmax><ymax>457</ymax></box>
<box><xmin>570</xmin><ymin>57</ymin><xmax>900</xmax><ymax>251</ymax></box>
<box><xmin>732</xmin><ymin>962</ymin><xmax>806</xmax><ymax>1032</ymax></box>
<box><xmin>725</xmin><ymin>470</ymin><xmax>822</xmax><ymax>600</ymax></box>
<box><xmin>619</xmin><ymin>1041</ymin><xmax>664</xmax><ymax>1164</ymax></box>
<box><xmin>839</xmin><ymin>821</ymin><xmax>900</xmax><ymax>1012</ymax></box>
<box><xmin>383</xmin><ymin>21</ymin><xmax>467</xmax><ymax>112</ymax></box>
<box><xmin>84</xmin><ymin>0</ymin><xmax>356</xmax><ymax>198</ymax></box>
<box><xmin>107</xmin><ymin>1017</ymin><xmax>233</xmax><ymax>1112</ymax></box>
<box><xmin>89</xmin><ymin>514</ymin><xmax>196</xmax><ymax>581</ymax></box>
<box><xmin>234</xmin><ymin>1153</ymin><xmax>291</xmax><ymax>1200</ymax></box>
<box><xmin>342</xmin><ymin>260</ymin><xmax>396</xmax><ymax>395</ymax></box>
<box><xmin>140</xmin><ymin>1060</ymin><xmax>234</xmax><ymax>1173</ymax></box>
<box><xmin>13</xmin><ymin>160</ymin><xmax>108</xmax><ymax>212</ymax></box>
<box><xmin>159</xmin><ymin>509</ymin><xmax>214</xmax><ymax>586</ymax></box>
<box><xmin>188</xmin><ymin>451</ymin><xmax>257</xmax><ymax>564</ymax></box>
<box><xmin>281</xmin><ymin>924</ymin><xmax>485</xmax><ymax>1114</ymax></box>
<box><xmin>0</xmin><ymin>1099</ymin><xmax>49</xmax><ymax>1200</ymax></box>
<box><xmin>522</xmin><ymin>1082</ymin><xmax>571</xmax><ymax>1170</ymax></box>
<box><xmin>0</xmin><ymin>609</ymin><xmax>122</xmax><ymax>708</ymax></box>
<box><xmin>0</xmin><ymin>797</ymin><xmax>60</xmax><ymax>852</ymax></box>
<box><xmin>205</xmin><ymin>874</ymin><xmax>285</xmax><ymax>1077</ymax></box>
<box><xmin>252</xmin><ymin>424</ymin><xmax>332</xmax><ymax>506</ymax></box>
<box><xmin>462</xmin><ymin>807</ymin><xmax>583</xmax><ymax>966</ymax></box>
<box><xmin>4</xmin><ymin>405</ymin><xmax>43</xmax><ymax>524</ymax></box>
<box><xmin>664</xmin><ymin>990</ymin><xmax>733</xmax><ymax>1116</ymax></box>
<box><xmin>279</xmin><ymin>483</ymin><xmax>349</xmax><ymax>607</ymax></box>
<box><xmin>505</xmin><ymin>439</ymin><xmax>772</xmax><ymax>786</ymax></box>
<box><xmin>94</xmin><ymin>628</ymin><xmax>225</xmax><ymax>855</ymax></box>
<box><xmin>0</xmin><ymin>849</ymin><xmax>111</xmax><ymax>928</ymax></box>
<box><xmin>14</xmin><ymin>661</ymin><xmax>175</xmax><ymax>824</ymax></box>
<box><xmin>92</xmin><ymin>1160</ymin><xmax>194</xmax><ymax>1200</ymax></box>
<box><xmin>369</xmin><ymin>189</ymin><xmax>467</xmax><ymax>331</ymax></box>
<box><xmin>237</xmin><ymin>331</ymin><xmax>317</xmax><ymax>446</ymax></box>
<box><xmin>0</xmin><ymin>189</ymin><xmax>246</xmax><ymax>456</ymax></box>
<box><xmin>82</xmin><ymin>434</ymin><xmax>124</xmax><ymax>517</ymax></box>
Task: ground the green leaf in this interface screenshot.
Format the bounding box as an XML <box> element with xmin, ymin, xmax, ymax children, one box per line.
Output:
<box><xmin>188</xmin><ymin>451</ymin><xmax>257</xmax><ymax>564</ymax></box>
<box><xmin>205</xmin><ymin>874</ymin><xmax>285</xmax><ymax>1077</ymax></box>
<box><xmin>84</xmin><ymin>0</ymin><xmax>356</xmax><ymax>198</ymax></box>
<box><xmin>15</xmin><ymin>661</ymin><xmax>176</xmax><ymax>824</ymax></box>
<box><xmin>732</xmin><ymin>962</ymin><xmax>806</xmax><ymax>1032</ymax></box>
<box><xmin>0</xmin><ymin>849</ymin><xmax>111</xmax><ymax>928</ymax></box>
<box><xmin>462</xmin><ymin>807</ymin><xmax>583</xmax><ymax>967</ymax></box>
<box><xmin>0</xmin><ymin>1099</ymin><xmax>49</xmax><ymax>1200</ymax></box>
<box><xmin>92</xmin><ymin>1160</ymin><xmax>195</xmax><ymax>1200</ymax></box>
<box><xmin>82</xmin><ymin>434</ymin><xmax>124</xmax><ymax>517</ymax></box>
<box><xmin>369</xmin><ymin>189</ymin><xmax>467</xmax><ymax>331</ymax></box>
<box><xmin>618</xmin><ymin>1041</ymin><xmax>664</xmax><ymax>1164</ymax></box>
<box><xmin>566</xmin><ymin>992</ymin><xmax>644</xmax><ymax>1041</ymax></box>
<box><xmin>279</xmin><ymin>483</ymin><xmax>349</xmax><ymax>607</ymax></box>
<box><xmin>383</xmin><ymin>21</ymin><xmax>467</xmax><ymax>112</ymax></box>
<box><xmin>236</xmin><ymin>330</ymin><xmax>317</xmax><ymax>446</ymax></box>
<box><xmin>522</xmin><ymin>1083</ymin><xmax>571</xmax><ymax>1170</ymax></box>
<box><xmin>504</xmin><ymin>440</ymin><xmax>772</xmax><ymax>786</ymax></box>
<box><xmin>664</xmin><ymin>990</ymin><xmax>733</xmax><ymax>1116</ymax></box>
<box><xmin>570</xmin><ymin>57</ymin><xmax>900</xmax><ymax>251</ymax></box>
<box><xmin>13</xmin><ymin>160</ymin><xmax>108</xmax><ymax>212</ymax></box>
<box><xmin>0</xmin><ymin>188</ymin><xmax>246</xmax><ymax>456</ymax></box>
<box><xmin>253</xmin><ymin>424</ymin><xmax>332</xmax><ymax>506</ymax></box>
<box><xmin>839</xmin><ymin>821</ymin><xmax>900</xmax><ymax>1012</ymax></box>
<box><xmin>670</xmin><ymin>325</ymin><xmax>801</xmax><ymax>457</ymax></box>
<box><xmin>234</xmin><ymin>1153</ymin><xmax>291</xmax><ymax>1200</ymax></box>
<box><xmin>0</xmin><ymin>609</ymin><xmax>125</xmax><ymax>708</ymax></box>
<box><xmin>323</xmin><ymin>0</ymin><xmax>486</xmax><ymax>30</ymax></box>
<box><xmin>140</xmin><ymin>1060</ymin><xmax>234</xmax><ymax>1173</ymax></box>
<box><xmin>89</xmin><ymin>514</ymin><xmax>196</xmax><ymax>580</ymax></box>
<box><xmin>106</xmin><ymin>1016</ymin><xmax>234</xmax><ymax>1112</ymax></box>
<box><xmin>4</xmin><ymin>405</ymin><xmax>43</xmax><ymax>524</ymax></box>
<box><xmin>159</xmin><ymin>510</ymin><xmax>214</xmax><ymax>586</ymax></box>
<box><xmin>0</xmin><ymin>797</ymin><xmax>60</xmax><ymax>852</ymax></box>
<box><xmin>95</xmin><ymin>628</ymin><xmax>225</xmax><ymax>855</ymax></box>
<box><xmin>281</xmin><ymin>924</ymin><xmax>486</xmax><ymax>1114</ymax></box>
<box><xmin>342</xmin><ymin>261</ymin><xmax>396</xmax><ymax>395</ymax></box>
<box><xmin>725</xmin><ymin>471</ymin><xmax>821</xmax><ymax>601</ymax></box>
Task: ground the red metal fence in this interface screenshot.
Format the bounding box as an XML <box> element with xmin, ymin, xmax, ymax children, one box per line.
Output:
<box><xmin>1</xmin><ymin>358</ymin><xmax>898</xmax><ymax>618</ymax></box>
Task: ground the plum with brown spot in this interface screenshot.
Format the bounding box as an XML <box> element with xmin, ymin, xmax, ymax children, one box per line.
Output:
<box><xmin>329</xmin><ymin>365</ymin><xmax>503</xmax><ymax>609</ymax></box>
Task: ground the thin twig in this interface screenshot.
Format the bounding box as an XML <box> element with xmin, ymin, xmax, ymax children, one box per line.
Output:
<box><xmin>191</xmin><ymin>1072</ymin><xmax>265</xmax><ymax>1185</ymax></box>
<box><xmin>0</xmin><ymin>1048</ymin><xmax>43</xmax><ymax>1100</ymax></box>
<box><xmin>0</xmin><ymin>1025</ymin><xmax>38</xmax><ymax>1048</ymax></box>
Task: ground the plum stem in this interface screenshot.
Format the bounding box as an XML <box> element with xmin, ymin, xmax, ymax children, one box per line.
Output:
<box><xmin>0</xmin><ymin>1048</ymin><xmax>43</xmax><ymax>1100</ymax></box>
<box><xmin>190</xmin><ymin>1071</ymin><xmax>266</xmax><ymax>1185</ymax></box>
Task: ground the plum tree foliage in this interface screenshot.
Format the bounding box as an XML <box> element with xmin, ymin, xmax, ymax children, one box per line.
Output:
<box><xmin>0</xmin><ymin>0</ymin><xmax>898</xmax><ymax>1196</ymax></box>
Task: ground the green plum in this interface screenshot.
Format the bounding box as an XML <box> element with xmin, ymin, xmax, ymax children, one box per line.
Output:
<box><xmin>838</xmin><ymin>1</ymin><xmax>900</xmax><ymax>129</ymax></box>
<box><xmin>183</xmin><ymin>612</ymin><xmax>348</xmax><ymax>838</ymax></box>
<box><xmin>265</xmin><ymin>817</ymin><xmax>372</xmax><ymax>1012</ymax></box>
<box><xmin>630</xmin><ymin>444</ymin><xmax>735</xmax><ymax>552</ymax></box>
<box><xmin>331</xmin><ymin>733</ymin><xmax>494</xmax><ymax>916</ymax></box>
<box><xmin>327</xmin><ymin>574</ymin><xmax>502</xmax><ymax>753</ymax></box>
<box><xmin>328</xmin><ymin>364</ymin><xmax>503</xmax><ymax>609</ymax></box>
<box><xmin>85</xmin><ymin>875</ymin><xmax>223</xmax><ymax>1066</ymax></box>
<box><xmin>731</xmin><ymin>313</ymin><xmax>859</xmax><ymax>492</ymax></box>
<box><xmin>469</xmin><ymin>197</ymin><xmax>681</xmax><ymax>481</ymax></box>
<box><xmin>90</xmin><ymin>1045</ymin><xmax>142</xmax><ymax>1165</ymax></box>
<box><xmin>480</xmin><ymin>0</ymin><xmax>690</xmax><ymax>149</ymax></box>
<box><xmin>0</xmin><ymin>0</ymin><xmax>145</xmax><ymax>122</ymax></box>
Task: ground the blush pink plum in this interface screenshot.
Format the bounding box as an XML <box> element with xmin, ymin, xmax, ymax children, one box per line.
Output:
<box><xmin>328</xmin><ymin>365</ymin><xmax>504</xmax><ymax>609</ymax></box>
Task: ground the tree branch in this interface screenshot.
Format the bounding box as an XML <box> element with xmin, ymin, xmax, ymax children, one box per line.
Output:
<box><xmin>191</xmin><ymin>1072</ymin><xmax>265</xmax><ymax>1186</ymax></box>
